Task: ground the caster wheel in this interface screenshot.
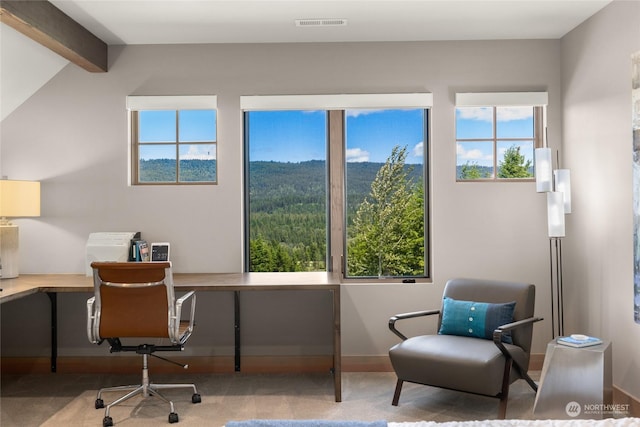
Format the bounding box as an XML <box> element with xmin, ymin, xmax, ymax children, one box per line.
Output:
<box><xmin>95</xmin><ymin>398</ymin><xmax>104</xmax><ymax>409</ymax></box>
<box><xmin>192</xmin><ymin>393</ymin><xmax>201</xmax><ymax>404</ymax></box>
<box><xmin>168</xmin><ymin>412</ymin><xmax>179</xmax><ymax>423</ymax></box>
<box><xmin>103</xmin><ymin>416</ymin><xmax>114</xmax><ymax>427</ymax></box>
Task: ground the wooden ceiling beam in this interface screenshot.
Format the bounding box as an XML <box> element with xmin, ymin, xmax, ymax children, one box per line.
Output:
<box><xmin>0</xmin><ymin>0</ymin><xmax>107</xmax><ymax>72</ymax></box>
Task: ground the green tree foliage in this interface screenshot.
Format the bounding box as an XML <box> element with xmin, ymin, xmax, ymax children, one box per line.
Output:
<box><xmin>139</xmin><ymin>159</ymin><xmax>216</xmax><ymax>182</ymax></box>
<box><xmin>248</xmin><ymin>158</ymin><xmax>424</xmax><ymax>274</ymax></box>
<box><xmin>347</xmin><ymin>146</ymin><xmax>424</xmax><ymax>277</ymax></box>
<box><xmin>248</xmin><ymin>160</ymin><xmax>328</xmax><ymax>272</ymax></box>
<box><xmin>498</xmin><ymin>145</ymin><xmax>533</xmax><ymax>178</ymax></box>
<box><xmin>459</xmin><ymin>161</ymin><xmax>490</xmax><ymax>179</ymax></box>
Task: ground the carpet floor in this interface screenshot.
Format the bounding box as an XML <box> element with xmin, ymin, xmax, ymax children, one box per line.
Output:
<box><xmin>0</xmin><ymin>371</ymin><xmax>541</xmax><ymax>427</ymax></box>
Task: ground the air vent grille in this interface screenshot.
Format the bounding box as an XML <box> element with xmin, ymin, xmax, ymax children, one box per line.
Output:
<box><xmin>295</xmin><ymin>19</ymin><xmax>347</xmax><ymax>27</ymax></box>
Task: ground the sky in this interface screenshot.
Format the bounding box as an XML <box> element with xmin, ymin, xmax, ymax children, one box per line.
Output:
<box><xmin>137</xmin><ymin>106</ymin><xmax>535</xmax><ymax>167</ymax></box>
<box><xmin>247</xmin><ymin>109</ymin><xmax>425</xmax><ymax>164</ymax></box>
<box><xmin>138</xmin><ymin>110</ymin><xmax>217</xmax><ymax>160</ymax></box>
<box><xmin>456</xmin><ymin>106</ymin><xmax>535</xmax><ymax>168</ymax></box>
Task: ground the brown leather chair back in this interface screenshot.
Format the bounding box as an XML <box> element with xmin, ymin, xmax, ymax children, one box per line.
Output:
<box><xmin>91</xmin><ymin>262</ymin><xmax>172</xmax><ymax>339</ymax></box>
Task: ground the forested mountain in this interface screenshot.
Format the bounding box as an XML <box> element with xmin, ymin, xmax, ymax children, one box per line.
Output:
<box><xmin>248</xmin><ymin>160</ymin><xmax>423</xmax><ymax>272</ymax></box>
<box><xmin>139</xmin><ymin>159</ymin><xmax>216</xmax><ymax>182</ymax></box>
<box><xmin>250</xmin><ymin>160</ymin><xmax>422</xmax><ymax>213</ymax></box>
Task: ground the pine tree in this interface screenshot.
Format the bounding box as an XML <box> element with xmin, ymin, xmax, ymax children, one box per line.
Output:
<box><xmin>460</xmin><ymin>161</ymin><xmax>489</xmax><ymax>179</ymax></box>
<box><xmin>498</xmin><ymin>145</ymin><xmax>533</xmax><ymax>178</ymax></box>
<box><xmin>347</xmin><ymin>145</ymin><xmax>424</xmax><ymax>277</ymax></box>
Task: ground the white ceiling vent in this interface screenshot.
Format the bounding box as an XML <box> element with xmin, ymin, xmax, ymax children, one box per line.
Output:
<box><xmin>295</xmin><ymin>18</ymin><xmax>348</xmax><ymax>27</ymax></box>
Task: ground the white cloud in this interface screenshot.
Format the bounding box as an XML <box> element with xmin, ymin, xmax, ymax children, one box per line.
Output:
<box><xmin>412</xmin><ymin>141</ymin><xmax>424</xmax><ymax>157</ymax></box>
<box><xmin>181</xmin><ymin>145</ymin><xmax>216</xmax><ymax>160</ymax></box>
<box><xmin>496</xmin><ymin>107</ymin><xmax>533</xmax><ymax>122</ymax></box>
<box><xmin>457</xmin><ymin>143</ymin><xmax>491</xmax><ymax>161</ymax></box>
<box><xmin>346</xmin><ymin>147</ymin><xmax>370</xmax><ymax>162</ymax></box>
<box><xmin>457</xmin><ymin>106</ymin><xmax>533</xmax><ymax>122</ymax></box>
<box><xmin>345</xmin><ymin>109</ymin><xmax>384</xmax><ymax>118</ymax></box>
<box><xmin>457</xmin><ymin>107</ymin><xmax>492</xmax><ymax>122</ymax></box>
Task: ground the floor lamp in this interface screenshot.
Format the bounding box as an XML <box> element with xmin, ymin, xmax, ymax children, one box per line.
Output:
<box><xmin>535</xmin><ymin>148</ymin><xmax>571</xmax><ymax>338</ymax></box>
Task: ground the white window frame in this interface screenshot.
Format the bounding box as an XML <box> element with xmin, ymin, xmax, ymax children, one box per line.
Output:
<box><xmin>241</xmin><ymin>93</ymin><xmax>433</xmax><ymax>280</ymax></box>
<box><xmin>455</xmin><ymin>92</ymin><xmax>547</xmax><ymax>182</ymax></box>
<box><xmin>126</xmin><ymin>95</ymin><xmax>218</xmax><ymax>185</ymax></box>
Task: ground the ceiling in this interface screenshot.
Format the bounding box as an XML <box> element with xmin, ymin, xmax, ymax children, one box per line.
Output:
<box><xmin>1</xmin><ymin>0</ymin><xmax>613</xmax><ymax>121</ymax></box>
<box><xmin>50</xmin><ymin>0</ymin><xmax>612</xmax><ymax>45</ymax></box>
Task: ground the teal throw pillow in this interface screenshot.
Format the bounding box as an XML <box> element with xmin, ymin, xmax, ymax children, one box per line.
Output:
<box><xmin>438</xmin><ymin>297</ymin><xmax>516</xmax><ymax>344</ymax></box>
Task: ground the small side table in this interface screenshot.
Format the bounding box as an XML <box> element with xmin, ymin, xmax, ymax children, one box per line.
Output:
<box><xmin>533</xmin><ymin>338</ymin><xmax>612</xmax><ymax>419</ymax></box>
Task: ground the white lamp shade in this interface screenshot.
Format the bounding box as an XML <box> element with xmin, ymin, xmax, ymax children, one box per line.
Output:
<box><xmin>535</xmin><ymin>148</ymin><xmax>553</xmax><ymax>192</ymax></box>
<box><xmin>0</xmin><ymin>180</ymin><xmax>40</xmax><ymax>217</ymax></box>
<box><xmin>554</xmin><ymin>169</ymin><xmax>572</xmax><ymax>214</ymax></box>
<box><xmin>547</xmin><ymin>191</ymin><xmax>565</xmax><ymax>238</ymax></box>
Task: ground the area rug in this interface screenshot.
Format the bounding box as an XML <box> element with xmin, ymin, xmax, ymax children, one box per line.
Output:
<box><xmin>224</xmin><ymin>420</ymin><xmax>639</xmax><ymax>427</ymax></box>
<box><xmin>225</xmin><ymin>420</ymin><xmax>639</xmax><ymax>427</ymax></box>
<box><xmin>227</xmin><ymin>421</ymin><xmax>387</xmax><ymax>427</ymax></box>
<box><xmin>389</xmin><ymin>420</ymin><xmax>639</xmax><ymax>427</ymax></box>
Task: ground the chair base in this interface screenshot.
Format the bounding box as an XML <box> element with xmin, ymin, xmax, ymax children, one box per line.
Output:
<box><xmin>95</xmin><ymin>354</ymin><xmax>201</xmax><ymax>426</ymax></box>
<box><xmin>391</xmin><ymin>373</ymin><xmax>539</xmax><ymax>419</ymax></box>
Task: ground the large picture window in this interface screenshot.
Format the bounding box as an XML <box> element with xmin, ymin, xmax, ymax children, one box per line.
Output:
<box><xmin>242</xmin><ymin>94</ymin><xmax>431</xmax><ymax>281</ymax></box>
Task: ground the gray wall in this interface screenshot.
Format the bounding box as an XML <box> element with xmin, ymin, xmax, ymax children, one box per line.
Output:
<box><xmin>2</xmin><ymin>39</ymin><xmax>561</xmax><ymax>360</ymax></box>
<box><xmin>561</xmin><ymin>0</ymin><xmax>640</xmax><ymax>399</ymax></box>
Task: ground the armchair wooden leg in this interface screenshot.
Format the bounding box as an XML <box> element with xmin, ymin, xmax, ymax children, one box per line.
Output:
<box><xmin>498</xmin><ymin>358</ymin><xmax>513</xmax><ymax>419</ymax></box>
<box><xmin>392</xmin><ymin>379</ymin><xmax>403</xmax><ymax>406</ymax></box>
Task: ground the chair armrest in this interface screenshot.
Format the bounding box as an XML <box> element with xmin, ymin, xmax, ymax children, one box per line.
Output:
<box><xmin>389</xmin><ymin>309</ymin><xmax>440</xmax><ymax>341</ymax></box>
<box><xmin>492</xmin><ymin>316</ymin><xmax>543</xmax><ymax>375</ymax></box>
<box><xmin>86</xmin><ymin>296</ymin><xmax>99</xmax><ymax>344</ymax></box>
<box><xmin>490</xmin><ymin>315</ymin><xmax>543</xmax><ymax>393</ymax></box>
<box><xmin>174</xmin><ymin>291</ymin><xmax>196</xmax><ymax>344</ymax></box>
<box><xmin>495</xmin><ymin>316</ymin><xmax>543</xmax><ymax>334</ymax></box>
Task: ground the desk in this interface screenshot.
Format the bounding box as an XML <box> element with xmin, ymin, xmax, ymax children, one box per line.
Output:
<box><xmin>0</xmin><ymin>272</ymin><xmax>342</xmax><ymax>402</ymax></box>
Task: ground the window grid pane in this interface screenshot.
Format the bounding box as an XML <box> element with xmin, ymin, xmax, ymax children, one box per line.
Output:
<box><xmin>456</xmin><ymin>106</ymin><xmax>537</xmax><ymax>181</ymax></box>
<box><xmin>138</xmin><ymin>110</ymin><xmax>176</xmax><ymax>143</ymax></box>
<box><xmin>133</xmin><ymin>109</ymin><xmax>217</xmax><ymax>184</ymax></box>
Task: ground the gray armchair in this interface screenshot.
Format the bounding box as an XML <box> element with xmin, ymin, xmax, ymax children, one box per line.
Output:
<box><xmin>388</xmin><ymin>278</ymin><xmax>542</xmax><ymax>419</ymax></box>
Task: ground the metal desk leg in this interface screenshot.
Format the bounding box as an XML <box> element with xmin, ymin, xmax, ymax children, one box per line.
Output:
<box><xmin>47</xmin><ymin>292</ymin><xmax>57</xmax><ymax>373</ymax></box>
<box><xmin>234</xmin><ymin>290</ymin><xmax>241</xmax><ymax>372</ymax></box>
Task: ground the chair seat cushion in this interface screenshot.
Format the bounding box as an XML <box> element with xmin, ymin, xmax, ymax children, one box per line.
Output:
<box><xmin>389</xmin><ymin>334</ymin><xmax>528</xmax><ymax>396</ymax></box>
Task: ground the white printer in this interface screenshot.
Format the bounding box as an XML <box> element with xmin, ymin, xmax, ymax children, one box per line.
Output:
<box><xmin>85</xmin><ymin>232</ymin><xmax>140</xmax><ymax>276</ymax></box>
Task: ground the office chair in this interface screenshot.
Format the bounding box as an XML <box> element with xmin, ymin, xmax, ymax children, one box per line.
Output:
<box><xmin>388</xmin><ymin>278</ymin><xmax>542</xmax><ymax>419</ymax></box>
<box><xmin>87</xmin><ymin>261</ymin><xmax>201</xmax><ymax>426</ymax></box>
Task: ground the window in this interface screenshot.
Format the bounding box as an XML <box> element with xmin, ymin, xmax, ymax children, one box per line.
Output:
<box><xmin>455</xmin><ymin>92</ymin><xmax>547</xmax><ymax>181</ymax></box>
<box><xmin>127</xmin><ymin>96</ymin><xmax>217</xmax><ymax>185</ymax></box>
<box><xmin>344</xmin><ymin>109</ymin><xmax>426</xmax><ymax>278</ymax></box>
<box><xmin>245</xmin><ymin>110</ymin><xmax>328</xmax><ymax>272</ymax></box>
<box><xmin>242</xmin><ymin>94</ymin><xmax>431</xmax><ymax>280</ymax></box>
